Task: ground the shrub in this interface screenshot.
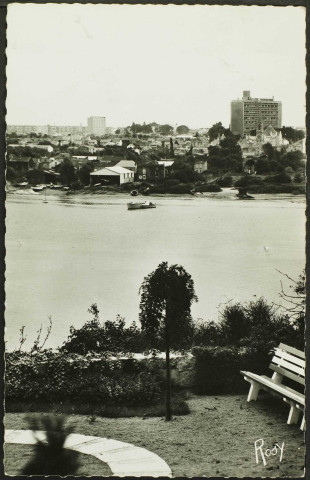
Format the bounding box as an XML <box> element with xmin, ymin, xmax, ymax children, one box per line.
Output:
<box><xmin>199</xmin><ymin>184</ymin><xmax>222</xmax><ymax>192</ymax></box>
<box><xmin>21</xmin><ymin>415</ymin><xmax>80</xmax><ymax>475</ymax></box>
<box><xmin>266</xmin><ymin>172</ymin><xmax>292</xmax><ymax>184</ymax></box>
<box><xmin>234</xmin><ymin>175</ymin><xmax>263</xmax><ymax>188</ymax></box>
<box><xmin>234</xmin><ymin>176</ymin><xmax>251</xmax><ymax>187</ymax></box>
<box><xmin>248</xmin><ymin>184</ymin><xmax>304</xmax><ymax>194</ymax></box>
<box><xmin>70</xmin><ymin>180</ymin><xmax>83</xmax><ymax>190</ymax></box>
<box><xmin>294</xmin><ymin>172</ymin><xmax>304</xmax><ymax>183</ymax></box>
<box><xmin>164</xmin><ymin>178</ymin><xmax>181</xmax><ymax>186</ymax></box>
<box><xmin>218</xmin><ymin>303</ymin><xmax>249</xmax><ymax>344</ymax></box>
<box><xmin>192</xmin><ymin>319</ymin><xmax>223</xmax><ymax>346</ymax></box>
<box><xmin>216</xmin><ymin>176</ymin><xmax>233</xmax><ymax>187</ymax></box>
<box><xmin>61</xmin><ymin>305</ymin><xmax>147</xmax><ymax>354</ymax></box>
<box><xmin>192</xmin><ymin>346</ymin><xmax>244</xmax><ymax>394</ymax></box>
<box><xmin>120</xmin><ymin>182</ymin><xmax>134</xmax><ymax>191</ymax></box>
<box><xmin>5</xmin><ymin>351</ymin><xmax>161</xmax><ymax>406</ymax></box>
<box><xmin>192</xmin><ymin>344</ymin><xmax>276</xmax><ymax>395</ymax></box>
<box><xmin>6</xmin><ymin>166</ymin><xmax>19</xmax><ymax>182</ymax></box>
<box><xmin>149</xmin><ymin>184</ymin><xmax>168</xmax><ymax>194</ymax></box>
<box><xmin>218</xmin><ymin>297</ymin><xmax>298</xmax><ymax>351</ymax></box>
<box><xmin>169</xmin><ymin>183</ymin><xmax>192</xmax><ymax>194</ymax></box>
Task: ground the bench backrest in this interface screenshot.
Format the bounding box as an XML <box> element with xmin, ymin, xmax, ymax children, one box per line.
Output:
<box><xmin>269</xmin><ymin>343</ymin><xmax>305</xmax><ymax>386</ymax></box>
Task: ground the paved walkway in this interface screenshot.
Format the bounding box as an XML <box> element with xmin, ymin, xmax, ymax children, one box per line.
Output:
<box><xmin>5</xmin><ymin>429</ymin><xmax>172</xmax><ymax>477</ymax></box>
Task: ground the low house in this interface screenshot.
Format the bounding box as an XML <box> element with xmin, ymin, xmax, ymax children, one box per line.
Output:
<box><xmin>39</xmin><ymin>157</ymin><xmax>56</xmax><ymax>170</ymax></box>
<box><xmin>71</xmin><ymin>156</ymin><xmax>98</xmax><ymax>168</ymax></box>
<box><xmin>115</xmin><ymin>160</ymin><xmax>137</xmax><ymax>173</ymax></box>
<box><xmin>8</xmin><ymin>156</ymin><xmax>37</xmax><ymax>172</ymax></box>
<box><xmin>26</xmin><ymin>143</ymin><xmax>54</xmax><ymax>153</ymax></box>
<box><xmin>90</xmin><ymin>166</ymin><xmax>134</xmax><ymax>186</ymax></box>
<box><xmin>158</xmin><ymin>160</ymin><xmax>174</xmax><ymax>177</ymax></box>
<box><xmin>136</xmin><ymin>162</ymin><xmax>165</xmax><ymax>182</ymax></box>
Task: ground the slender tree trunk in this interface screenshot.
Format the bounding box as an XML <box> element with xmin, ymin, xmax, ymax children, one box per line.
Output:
<box><xmin>165</xmin><ymin>318</ymin><xmax>172</xmax><ymax>421</ymax></box>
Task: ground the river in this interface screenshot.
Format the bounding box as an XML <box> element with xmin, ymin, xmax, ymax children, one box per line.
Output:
<box><xmin>5</xmin><ymin>189</ymin><xmax>305</xmax><ymax>351</ymax></box>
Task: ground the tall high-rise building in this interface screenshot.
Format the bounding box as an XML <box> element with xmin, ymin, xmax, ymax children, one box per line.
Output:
<box><xmin>87</xmin><ymin>116</ymin><xmax>106</xmax><ymax>136</ymax></box>
<box><xmin>231</xmin><ymin>91</ymin><xmax>282</xmax><ymax>136</ymax></box>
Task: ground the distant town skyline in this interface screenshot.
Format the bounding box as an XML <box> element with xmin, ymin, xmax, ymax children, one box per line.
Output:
<box><xmin>6</xmin><ymin>4</ymin><xmax>306</xmax><ymax>129</ymax></box>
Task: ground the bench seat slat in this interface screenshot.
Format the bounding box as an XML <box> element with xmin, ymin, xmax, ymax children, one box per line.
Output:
<box><xmin>271</xmin><ymin>356</ymin><xmax>305</xmax><ymax>376</ymax></box>
<box><xmin>270</xmin><ymin>364</ymin><xmax>305</xmax><ymax>386</ymax></box>
<box><xmin>273</xmin><ymin>348</ymin><xmax>305</xmax><ymax>368</ymax></box>
<box><xmin>241</xmin><ymin>371</ymin><xmax>305</xmax><ymax>406</ymax></box>
<box><xmin>278</xmin><ymin>343</ymin><xmax>305</xmax><ymax>359</ymax></box>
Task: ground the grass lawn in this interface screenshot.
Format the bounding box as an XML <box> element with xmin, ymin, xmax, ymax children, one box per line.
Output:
<box><xmin>5</xmin><ymin>393</ymin><xmax>305</xmax><ymax>477</ymax></box>
<box><xmin>4</xmin><ymin>444</ymin><xmax>111</xmax><ymax>476</ymax></box>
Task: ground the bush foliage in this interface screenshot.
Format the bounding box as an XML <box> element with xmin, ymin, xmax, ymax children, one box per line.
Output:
<box><xmin>5</xmin><ymin>350</ymin><xmax>161</xmax><ymax>405</ymax></box>
<box><xmin>192</xmin><ymin>295</ymin><xmax>304</xmax><ymax>394</ymax></box>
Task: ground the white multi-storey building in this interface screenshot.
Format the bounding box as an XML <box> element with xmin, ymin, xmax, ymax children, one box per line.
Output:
<box><xmin>87</xmin><ymin>116</ymin><xmax>106</xmax><ymax>136</ymax></box>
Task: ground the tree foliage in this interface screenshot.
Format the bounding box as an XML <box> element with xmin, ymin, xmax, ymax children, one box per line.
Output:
<box><xmin>281</xmin><ymin>126</ymin><xmax>305</xmax><ymax>143</ymax></box>
<box><xmin>78</xmin><ymin>162</ymin><xmax>95</xmax><ymax>185</ymax></box>
<box><xmin>176</xmin><ymin>125</ymin><xmax>189</xmax><ymax>135</ymax></box>
<box><xmin>159</xmin><ymin>124</ymin><xmax>174</xmax><ymax>135</ymax></box>
<box><xmin>61</xmin><ymin>304</ymin><xmax>146</xmax><ymax>355</ymax></box>
<box><xmin>207</xmin><ymin>134</ymin><xmax>243</xmax><ymax>173</ymax></box>
<box><xmin>139</xmin><ymin>262</ymin><xmax>197</xmax><ymax>351</ymax></box>
<box><xmin>58</xmin><ymin>158</ymin><xmax>77</xmax><ymax>186</ymax></box>
<box><xmin>208</xmin><ymin>122</ymin><xmax>226</xmax><ymax>142</ymax></box>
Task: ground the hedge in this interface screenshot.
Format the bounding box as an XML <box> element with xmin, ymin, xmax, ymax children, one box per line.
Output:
<box><xmin>5</xmin><ymin>351</ymin><xmax>161</xmax><ymax>405</ymax></box>
<box><xmin>192</xmin><ymin>345</ymin><xmax>272</xmax><ymax>394</ymax></box>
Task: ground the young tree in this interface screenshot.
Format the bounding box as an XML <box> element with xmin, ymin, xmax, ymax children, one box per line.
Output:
<box><xmin>139</xmin><ymin>262</ymin><xmax>197</xmax><ymax>420</ymax></box>
<box><xmin>169</xmin><ymin>137</ymin><xmax>174</xmax><ymax>158</ymax></box>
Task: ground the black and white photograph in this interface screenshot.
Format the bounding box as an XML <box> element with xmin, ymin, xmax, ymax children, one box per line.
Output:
<box><xmin>4</xmin><ymin>3</ymin><xmax>306</xmax><ymax>477</ymax></box>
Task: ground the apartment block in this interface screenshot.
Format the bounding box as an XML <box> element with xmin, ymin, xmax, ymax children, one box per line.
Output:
<box><xmin>87</xmin><ymin>116</ymin><xmax>106</xmax><ymax>136</ymax></box>
<box><xmin>231</xmin><ymin>90</ymin><xmax>282</xmax><ymax>136</ymax></box>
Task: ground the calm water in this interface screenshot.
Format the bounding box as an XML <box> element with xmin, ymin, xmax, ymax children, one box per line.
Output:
<box><xmin>5</xmin><ymin>189</ymin><xmax>305</xmax><ymax>351</ymax></box>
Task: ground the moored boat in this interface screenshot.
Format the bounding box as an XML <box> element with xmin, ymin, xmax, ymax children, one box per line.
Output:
<box><xmin>127</xmin><ymin>201</ymin><xmax>156</xmax><ymax>210</ymax></box>
<box><xmin>32</xmin><ymin>185</ymin><xmax>45</xmax><ymax>192</ymax></box>
<box><xmin>16</xmin><ymin>182</ymin><xmax>29</xmax><ymax>188</ymax></box>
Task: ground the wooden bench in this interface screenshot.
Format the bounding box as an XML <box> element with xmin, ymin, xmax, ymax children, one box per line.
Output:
<box><xmin>241</xmin><ymin>343</ymin><xmax>305</xmax><ymax>430</ymax></box>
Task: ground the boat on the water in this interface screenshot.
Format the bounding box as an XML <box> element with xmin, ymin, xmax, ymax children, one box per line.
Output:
<box><xmin>32</xmin><ymin>185</ymin><xmax>45</xmax><ymax>192</ymax></box>
<box><xmin>127</xmin><ymin>201</ymin><xmax>156</xmax><ymax>210</ymax></box>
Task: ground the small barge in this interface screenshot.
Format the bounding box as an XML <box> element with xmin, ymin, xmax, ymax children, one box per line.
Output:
<box><xmin>127</xmin><ymin>201</ymin><xmax>156</xmax><ymax>210</ymax></box>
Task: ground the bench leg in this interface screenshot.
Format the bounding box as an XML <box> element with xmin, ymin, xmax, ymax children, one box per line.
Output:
<box><xmin>247</xmin><ymin>381</ymin><xmax>260</xmax><ymax>402</ymax></box>
<box><xmin>287</xmin><ymin>404</ymin><xmax>300</xmax><ymax>425</ymax></box>
<box><xmin>300</xmin><ymin>415</ymin><xmax>305</xmax><ymax>431</ymax></box>
<box><xmin>284</xmin><ymin>398</ymin><xmax>304</xmax><ymax>426</ymax></box>
<box><xmin>271</xmin><ymin>372</ymin><xmax>283</xmax><ymax>384</ymax></box>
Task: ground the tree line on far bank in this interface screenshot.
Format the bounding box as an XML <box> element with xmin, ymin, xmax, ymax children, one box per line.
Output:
<box><xmin>6</xmin><ymin>123</ymin><xmax>305</xmax><ymax>191</ymax></box>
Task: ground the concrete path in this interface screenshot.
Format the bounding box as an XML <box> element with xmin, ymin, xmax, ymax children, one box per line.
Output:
<box><xmin>5</xmin><ymin>429</ymin><xmax>172</xmax><ymax>477</ymax></box>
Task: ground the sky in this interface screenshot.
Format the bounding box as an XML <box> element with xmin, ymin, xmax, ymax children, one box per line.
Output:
<box><xmin>6</xmin><ymin>4</ymin><xmax>306</xmax><ymax>129</ymax></box>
